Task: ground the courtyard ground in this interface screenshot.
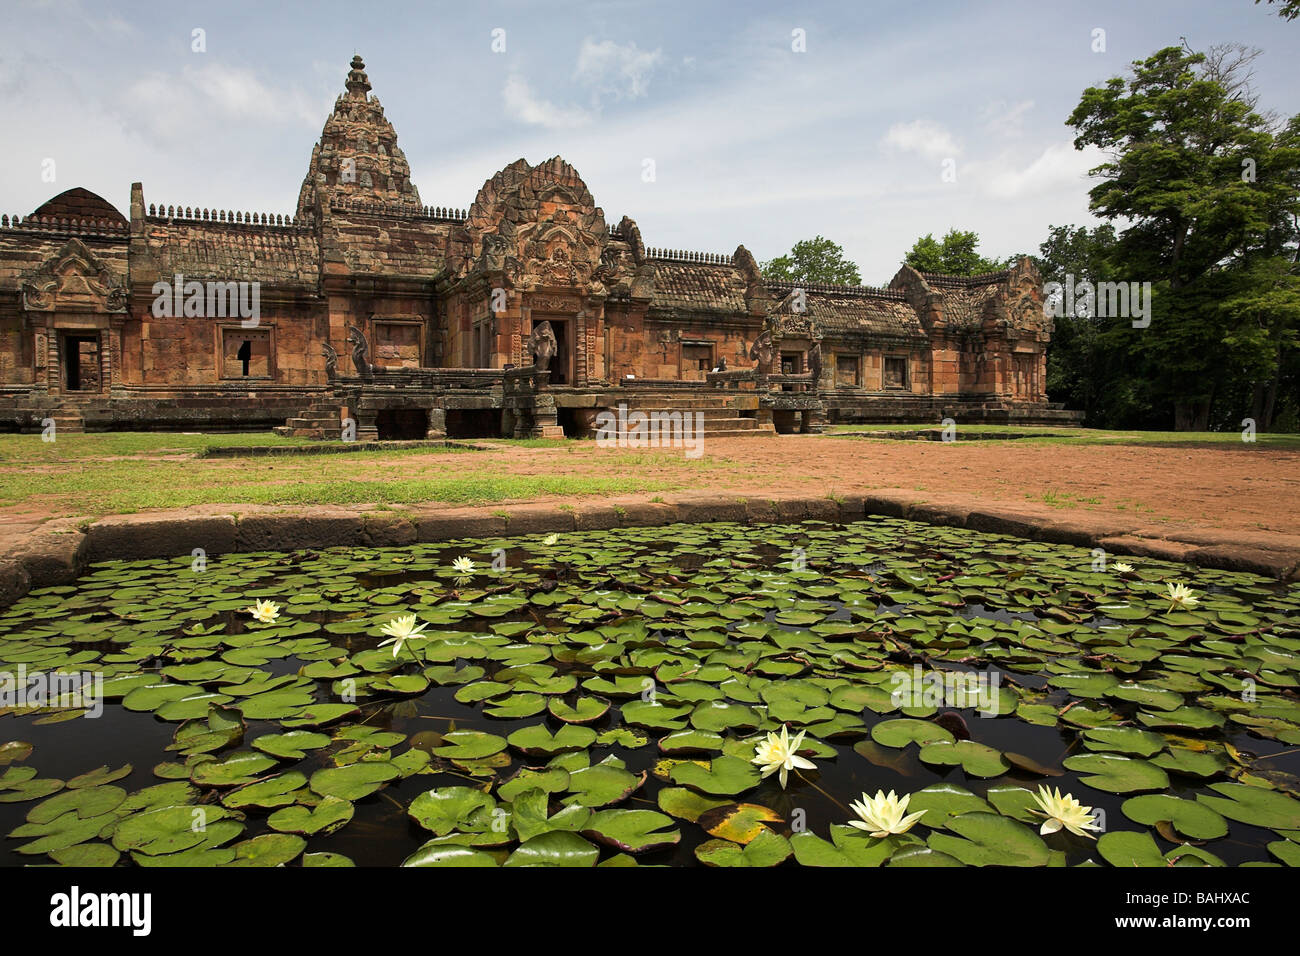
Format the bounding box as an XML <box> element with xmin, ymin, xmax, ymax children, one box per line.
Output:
<box><xmin>1</xmin><ymin>428</ymin><xmax>1297</xmax><ymax>552</ymax></box>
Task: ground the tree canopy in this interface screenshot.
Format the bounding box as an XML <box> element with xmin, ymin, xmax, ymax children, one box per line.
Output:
<box><xmin>904</xmin><ymin>229</ymin><xmax>1008</xmax><ymax>276</ymax></box>
<box><xmin>760</xmin><ymin>236</ymin><xmax>862</xmax><ymax>285</ymax></box>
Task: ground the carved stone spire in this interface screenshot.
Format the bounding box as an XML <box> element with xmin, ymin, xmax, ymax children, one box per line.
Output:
<box><xmin>344</xmin><ymin>55</ymin><xmax>371</xmax><ymax>98</ymax></box>
<box><xmin>296</xmin><ymin>54</ymin><xmax>422</xmax><ymax>218</ymax></box>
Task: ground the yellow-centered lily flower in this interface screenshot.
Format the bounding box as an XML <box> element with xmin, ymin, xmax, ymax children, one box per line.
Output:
<box><xmin>1111</xmin><ymin>562</ymin><xmax>1133</xmax><ymax>574</ymax></box>
<box><xmin>378</xmin><ymin>614</ymin><xmax>429</xmax><ymax>657</ymax></box>
<box><xmin>752</xmin><ymin>724</ymin><xmax>815</xmax><ymax>788</ymax></box>
<box><xmin>451</xmin><ymin>556</ymin><xmax>475</xmax><ymax>575</ymax></box>
<box><xmin>246</xmin><ymin>599</ymin><xmax>280</xmax><ymax>624</ymax></box>
<box><xmin>1165</xmin><ymin>582</ymin><xmax>1200</xmax><ymax>612</ymax></box>
<box><xmin>848</xmin><ymin>789</ymin><xmax>927</xmax><ymax>838</ymax></box>
<box><xmin>542</xmin><ymin>534</ymin><xmax>559</xmax><ymax>546</ymax></box>
<box><xmin>1030</xmin><ymin>785</ymin><xmax>1101</xmax><ymax>838</ymax></box>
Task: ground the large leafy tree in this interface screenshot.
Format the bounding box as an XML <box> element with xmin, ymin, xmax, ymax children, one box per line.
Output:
<box><xmin>904</xmin><ymin>229</ymin><xmax>1006</xmax><ymax>275</ymax></box>
<box><xmin>1067</xmin><ymin>43</ymin><xmax>1300</xmax><ymax>429</ymax></box>
<box><xmin>760</xmin><ymin>236</ymin><xmax>862</xmax><ymax>285</ymax></box>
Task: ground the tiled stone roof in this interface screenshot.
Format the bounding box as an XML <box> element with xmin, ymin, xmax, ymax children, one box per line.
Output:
<box><xmin>142</xmin><ymin>217</ymin><xmax>319</xmax><ymax>287</ymax></box>
<box><xmin>649</xmin><ymin>261</ymin><xmax>749</xmax><ymax>312</ymax></box>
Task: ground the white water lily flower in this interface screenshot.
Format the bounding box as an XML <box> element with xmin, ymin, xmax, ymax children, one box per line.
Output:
<box><xmin>752</xmin><ymin>724</ymin><xmax>815</xmax><ymax>788</ymax></box>
<box><xmin>1111</xmin><ymin>562</ymin><xmax>1133</xmax><ymax>574</ymax></box>
<box><xmin>1030</xmin><ymin>785</ymin><xmax>1101</xmax><ymax>838</ymax></box>
<box><xmin>378</xmin><ymin>614</ymin><xmax>429</xmax><ymax>657</ymax></box>
<box><xmin>1166</xmin><ymin>582</ymin><xmax>1200</xmax><ymax>612</ymax></box>
<box><xmin>848</xmin><ymin>790</ymin><xmax>927</xmax><ymax>838</ymax></box>
<box><xmin>542</xmin><ymin>534</ymin><xmax>558</xmax><ymax>546</ymax></box>
<box><xmin>246</xmin><ymin>599</ymin><xmax>280</xmax><ymax>624</ymax></box>
<box><xmin>451</xmin><ymin>556</ymin><xmax>475</xmax><ymax>575</ymax></box>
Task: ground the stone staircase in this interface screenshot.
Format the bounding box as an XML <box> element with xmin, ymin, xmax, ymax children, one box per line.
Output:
<box><xmin>274</xmin><ymin>400</ymin><xmax>344</xmax><ymax>439</ymax></box>
<box><xmin>614</xmin><ymin>390</ymin><xmax>775</xmax><ymax>439</ymax></box>
<box><xmin>49</xmin><ymin>399</ymin><xmax>85</xmax><ymax>435</ymax></box>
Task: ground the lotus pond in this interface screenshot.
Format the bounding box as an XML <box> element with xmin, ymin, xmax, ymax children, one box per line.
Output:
<box><xmin>1</xmin><ymin>518</ymin><xmax>1299</xmax><ymax>868</ymax></box>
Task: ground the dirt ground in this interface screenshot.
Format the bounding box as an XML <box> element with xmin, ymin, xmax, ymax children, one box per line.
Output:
<box><xmin>3</xmin><ymin>433</ymin><xmax>1299</xmax><ymax>546</ymax></box>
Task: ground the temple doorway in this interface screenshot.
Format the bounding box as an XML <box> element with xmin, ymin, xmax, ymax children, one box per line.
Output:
<box><xmin>539</xmin><ymin>317</ymin><xmax>570</xmax><ymax>385</ymax></box>
<box><xmin>61</xmin><ymin>334</ymin><xmax>100</xmax><ymax>392</ymax></box>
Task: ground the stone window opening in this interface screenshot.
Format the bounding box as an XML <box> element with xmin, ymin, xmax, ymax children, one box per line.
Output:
<box><xmin>220</xmin><ymin>327</ymin><xmax>271</xmax><ymax>380</ymax></box>
<box><xmin>835</xmin><ymin>354</ymin><xmax>860</xmax><ymax>388</ymax></box>
<box><xmin>883</xmin><ymin>355</ymin><xmax>909</xmax><ymax>390</ymax></box>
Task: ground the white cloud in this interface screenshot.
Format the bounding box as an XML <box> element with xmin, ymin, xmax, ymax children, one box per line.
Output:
<box><xmin>882</xmin><ymin>120</ymin><xmax>961</xmax><ymax>161</ymax></box>
<box><xmin>120</xmin><ymin>64</ymin><xmax>324</xmax><ymax>140</ymax></box>
<box><xmin>502</xmin><ymin>74</ymin><xmax>594</xmax><ymax>129</ymax></box>
<box><xmin>573</xmin><ymin>39</ymin><xmax>663</xmax><ymax>100</ymax></box>
<box><xmin>978</xmin><ymin>141</ymin><xmax>1104</xmax><ymax>199</ymax></box>
<box><xmin>980</xmin><ymin>99</ymin><xmax>1035</xmax><ymax>138</ymax></box>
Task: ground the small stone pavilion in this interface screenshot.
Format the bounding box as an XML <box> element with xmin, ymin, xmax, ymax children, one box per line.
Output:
<box><xmin>0</xmin><ymin>56</ymin><xmax>1080</xmax><ymax>439</ymax></box>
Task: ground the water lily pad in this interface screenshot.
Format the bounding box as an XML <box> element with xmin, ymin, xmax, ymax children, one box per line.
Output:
<box><xmin>927</xmin><ymin>812</ymin><xmax>1051</xmax><ymax>866</ymax></box>
<box><xmin>403</xmin><ymin>843</ymin><xmax>500</xmax><ymax>867</ymax></box>
<box><xmin>695</xmin><ymin>828</ymin><xmax>792</xmax><ymax>867</ymax></box>
<box><xmin>1121</xmin><ymin>794</ymin><xmax>1227</xmax><ymax>840</ymax></box>
<box><xmin>221</xmin><ymin>771</ymin><xmax>308</xmax><ymax>809</ymax></box>
<box><xmin>871</xmin><ymin>718</ymin><xmax>955</xmax><ymax>749</ymax></box>
<box><xmin>668</xmin><ymin>755</ymin><xmax>761</xmax><ymax>797</ymax></box>
<box><xmin>505</xmin><ymin>830</ymin><xmax>600</xmax><ymax>867</ymax></box>
<box><xmin>268</xmin><ymin>795</ymin><xmax>354</xmax><ymax>836</ymax></box>
<box><xmin>309</xmin><ymin>762</ymin><xmax>400</xmax><ymax>801</ymax></box>
<box><xmin>1062</xmin><ymin>754</ymin><xmax>1170</xmax><ymax>794</ymax></box>
<box><xmin>582</xmin><ymin>809</ymin><xmax>681</xmax><ymax>853</ymax></box>
<box><xmin>1196</xmin><ymin>782</ymin><xmax>1300</xmax><ymax>830</ymax></box>
<box><xmin>507</xmin><ymin>724</ymin><xmax>598</xmax><ymax>757</ymax></box>
<box><xmin>698</xmin><ymin>802</ymin><xmax>783</xmax><ymax>844</ymax></box>
<box><xmin>918</xmin><ymin>740</ymin><xmax>1009</xmax><ymax>778</ymax></box>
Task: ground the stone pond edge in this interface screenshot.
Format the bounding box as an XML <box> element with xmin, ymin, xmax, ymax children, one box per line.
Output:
<box><xmin>1</xmin><ymin>491</ymin><xmax>1297</xmax><ymax>610</ymax></box>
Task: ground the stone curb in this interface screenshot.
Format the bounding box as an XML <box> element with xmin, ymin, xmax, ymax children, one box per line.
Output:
<box><xmin>1</xmin><ymin>492</ymin><xmax>1296</xmax><ymax>609</ymax></box>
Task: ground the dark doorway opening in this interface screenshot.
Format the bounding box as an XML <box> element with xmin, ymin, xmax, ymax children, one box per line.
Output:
<box><xmin>62</xmin><ymin>334</ymin><xmax>100</xmax><ymax>392</ymax></box>
<box><xmin>545</xmin><ymin>319</ymin><xmax>569</xmax><ymax>385</ymax></box>
<box><xmin>445</xmin><ymin>408</ymin><xmax>501</xmax><ymax>439</ymax></box>
<box><xmin>772</xmin><ymin>409</ymin><xmax>798</xmax><ymax>434</ymax></box>
<box><xmin>375</xmin><ymin>407</ymin><xmax>429</xmax><ymax>440</ymax></box>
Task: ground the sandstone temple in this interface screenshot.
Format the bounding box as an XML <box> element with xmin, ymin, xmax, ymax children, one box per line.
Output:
<box><xmin>0</xmin><ymin>56</ymin><xmax>1079</xmax><ymax>439</ymax></box>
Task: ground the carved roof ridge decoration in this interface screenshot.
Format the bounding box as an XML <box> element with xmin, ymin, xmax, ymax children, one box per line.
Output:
<box><xmin>145</xmin><ymin>204</ymin><xmax>311</xmax><ymax>229</ymax></box>
<box><xmin>20</xmin><ymin>235</ymin><xmax>128</xmax><ymax>313</ymax></box>
<box><xmin>296</xmin><ymin>54</ymin><xmax>422</xmax><ymax>219</ymax></box>
<box><xmin>0</xmin><ymin>213</ymin><xmax>130</xmax><ymax>238</ymax></box>
<box><xmin>645</xmin><ymin>247</ymin><xmax>735</xmax><ymax>265</ymax></box>
<box><xmin>764</xmin><ymin>278</ymin><xmax>908</xmax><ymax>301</ymax></box>
<box><xmin>916</xmin><ymin>268</ymin><xmax>1012</xmax><ymax>287</ymax></box>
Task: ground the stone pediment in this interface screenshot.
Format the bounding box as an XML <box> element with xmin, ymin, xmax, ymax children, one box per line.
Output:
<box><xmin>455</xmin><ymin>156</ymin><xmax>617</xmax><ymax>292</ymax></box>
<box><xmin>766</xmin><ymin>289</ymin><xmax>823</xmax><ymax>342</ymax></box>
<box><xmin>21</xmin><ymin>237</ymin><xmax>127</xmax><ymax>313</ymax></box>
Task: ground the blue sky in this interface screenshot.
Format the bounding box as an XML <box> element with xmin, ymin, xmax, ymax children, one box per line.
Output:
<box><xmin>4</xmin><ymin>0</ymin><xmax>1298</xmax><ymax>282</ymax></box>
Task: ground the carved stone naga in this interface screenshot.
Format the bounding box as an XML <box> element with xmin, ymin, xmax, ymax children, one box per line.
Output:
<box><xmin>747</xmin><ymin>329</ymin><xmax>774</xmax><ymax>368</ymax></box>
<box><xmin>346</xmin><ymin>325</ymin><xmax>381</xmax><ymax>381</ymax></box>
<box><xmin>525</xmin><ymin>320</ymin><xmax>558</xmax><ymax>372</ymax></box>
<box><xmin>322</xmin><ymin>342</ymin><xmax>338</xmax><ymax>382</ymax></box>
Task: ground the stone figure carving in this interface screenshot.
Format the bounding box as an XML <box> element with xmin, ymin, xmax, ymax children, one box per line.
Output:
<box><xmin>322</xmin><ymin>342</ymin><xmax>338</xmax><ymax>381</ymax></box>
<box><xmin>526</xmin><ymin>320</ymin><xmax>558</xmax><ymax>372</ymax></box>
<box><xmin>807</xmin><ymin>341</ymin><xmax>822</xmax><ymax>388</ymax></box>
<box><xmin>748</xmin><ymin>330</ymin><xmax>773</xmax><ymax>368</ymax></box>
<box><xmin>346</xmin><ymin>325</ymin><xmax>379</xmax><ymax>380</ymax></box>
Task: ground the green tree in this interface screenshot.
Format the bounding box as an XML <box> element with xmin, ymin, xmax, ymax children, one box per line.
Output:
<box><xmin>1067</xmin><ymin>43</ymin><xmax>1300</xmax><ymax>429</ymax></box>
<box><xmin>760</xmin><ymin>236</ymin><xmax>862</xmax><ymax>285</ymax></box>
<box><xmin>904</xmin><ymin>229</ymin><xmax>1006</xmax><ymax>275</ymax></box>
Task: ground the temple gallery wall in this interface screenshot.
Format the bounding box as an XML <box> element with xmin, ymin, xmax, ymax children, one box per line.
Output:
<box><xmin>0</xmin><ymin>57</ymin><xmax>1081</xmax><ymax>439</ymax></box>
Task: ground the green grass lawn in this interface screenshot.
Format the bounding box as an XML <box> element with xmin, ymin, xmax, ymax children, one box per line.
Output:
<box><xmin>823</xmin><ymin>423</ymin><xmax>1300</xmax><ymax>447</ymax></box>
<box><xmin>0</xmin><ymin>432</ymin><xmax>700</xmax><ymax>516</ymax></box>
